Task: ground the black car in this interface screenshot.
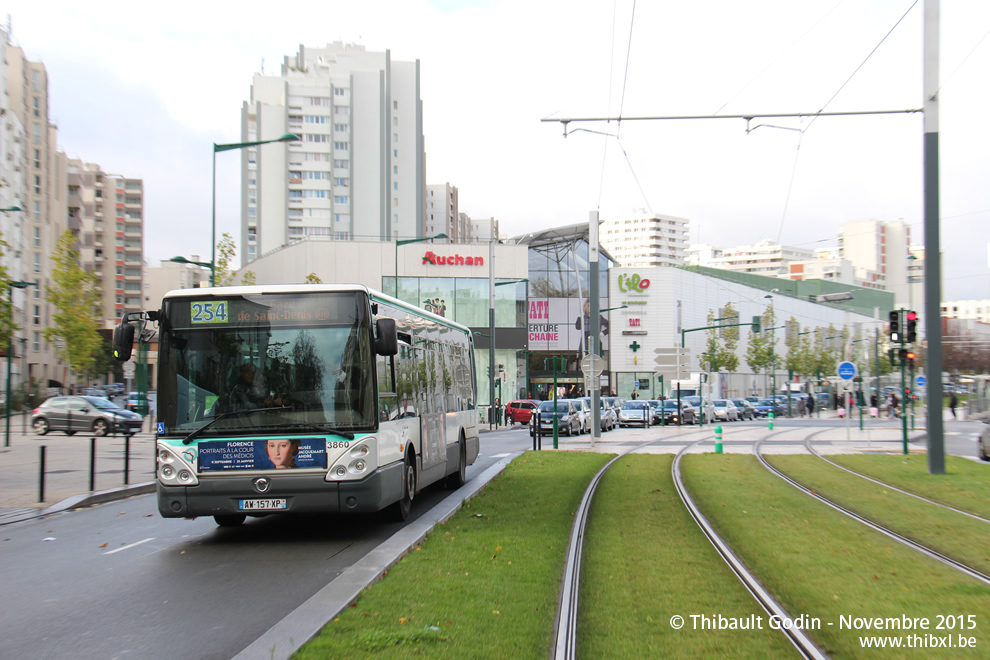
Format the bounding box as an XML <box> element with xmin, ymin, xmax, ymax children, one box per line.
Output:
<box><xmin>658</xmin><ymin>400</ymin><xmax>697</xmax><ymax>425</ymax></box>
<box><xmin>530</xmin><ymin>400</ymin><xmax>580</xmax><ymax>437</ymax></box>
<box><xmin>32</xmin><ymin>396</ymin><xmax>143</xmax><ymax>437</ymax></box>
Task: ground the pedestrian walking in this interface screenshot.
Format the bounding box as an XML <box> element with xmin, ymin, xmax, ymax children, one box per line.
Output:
<box><xmin>889</xmin><ymin>392</ymin><xmax>899</xmax><ymax>419</ymax></box>
<box><xmin>797</xmin><ymin>397</ymin><xmax>806</xmax><ymax>417</ymax></box>
<box><xmin>806</xmin><ymin>395</ymin><xmax>815</xmax><ymax>415</ymax></box>
<box><xmin>949</xmin><ymin>392</ymin><xmax>959</xmax><ymax>419</ymax></box>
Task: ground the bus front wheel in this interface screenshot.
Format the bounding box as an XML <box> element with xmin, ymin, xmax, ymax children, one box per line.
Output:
<box><xmin>214</xmin><ymin>514</ymin><xmax>246</xmax><ymax>527</ymax></box>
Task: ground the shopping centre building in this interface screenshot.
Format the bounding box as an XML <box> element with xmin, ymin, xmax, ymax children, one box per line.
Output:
<box><xmin>239</xmin><ymin>223</ymin><xmax>890</xmax><ymax>407</ymax></box>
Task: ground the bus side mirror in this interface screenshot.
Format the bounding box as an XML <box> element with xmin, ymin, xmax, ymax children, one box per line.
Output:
<box><xmin>112</xmin><ymin>321</ymin><xmax>135</xmax><ymax>361</ymax></box>
<box><xmin>375</xmin><ymin>318</ymin><xmax>398</xmax><ymax>356</ymax></box>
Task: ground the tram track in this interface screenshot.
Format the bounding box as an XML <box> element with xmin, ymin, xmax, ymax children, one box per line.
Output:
<box><xmin>802</xmin><ymin>432</ymin><xmax>990</xmax><ymax>524</ymax></box>
<box><xmin>552</xmin><ymin>423</ymin><xmax>831</xmax><ymax>659</ymax></box>
<box><xmin>755</xmin><ymin>438</ymin><xmax>990</xmax><ymax>589</ymax></box>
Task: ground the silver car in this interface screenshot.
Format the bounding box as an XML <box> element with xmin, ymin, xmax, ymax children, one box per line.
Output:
<box><xmin>32</xmin><ymin>395</ymin><xmax>143</xmax><ymax>437</ymax></box>
<box><xmin>578</xmin><ymin>397</ymin><xmax>617</xmax><ymax>432</ymax></box>
<box><xmin>618</xmin><ymin>400</ymin><xmax>651</xmax><ymax>428</ymax></box>
<box><xmin>712</xmin><ymin>399</ymin><xmax>740</xmax><ymax>422</ymax></box>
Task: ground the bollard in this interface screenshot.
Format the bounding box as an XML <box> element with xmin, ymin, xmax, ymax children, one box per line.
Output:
<box><xmin>89</xmin><ymin>436</ymin><xmax>97</xmax><ymax>492</ymax></box>
<box><xmin>768</xmin><ymin>412</ymin><xmax>774</xmax><ymax>431</ymax></box>
<box><xmin>123</xmin><ymin>434</ymin><xmax>130</xmax><ymax>486</ymax></box>
<box><xmin>39</xmin><ymin>445</ymin><xmax>47</xmax><ymax>503</ymax></box>
<box><xmin>714</xmin><ymin>425</ymin><xmax>723</xmax><ymax>454</ymax></box>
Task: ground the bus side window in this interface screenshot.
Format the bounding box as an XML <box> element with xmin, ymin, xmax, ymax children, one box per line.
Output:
<box><xmin>377</xmin><ymin>353</ymin><xmax>397</xmax><ymax>421</ymax></box>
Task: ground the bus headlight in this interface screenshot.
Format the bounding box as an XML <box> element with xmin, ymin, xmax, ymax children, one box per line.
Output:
<box><xmin>157</xmin><ymin>443</ymin><xmax>199</xmax><ymax>486</ymax></box>
<box><xmin>327</xmin><ymin>438</ymin><xmax>378</xmax><ymax>481</ymax></box>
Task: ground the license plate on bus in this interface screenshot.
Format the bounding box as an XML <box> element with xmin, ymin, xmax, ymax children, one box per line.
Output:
<box><xmin>239</xmin><ymin>499</ymin><xmax>287</xmax><ymax>511</ymax></box>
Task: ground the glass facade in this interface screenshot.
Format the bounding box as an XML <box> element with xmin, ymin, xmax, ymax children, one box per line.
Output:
<box><xmin>381</xmin><ymin>277</ymin><xmax>526</xmax><ymax>328</ymax></box>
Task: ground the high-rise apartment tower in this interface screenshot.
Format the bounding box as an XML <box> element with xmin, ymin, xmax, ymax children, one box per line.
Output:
<box><xmin>241</xmin><ymin>42</ymin><xmax>426</xmax><ymax>264</ymax></box>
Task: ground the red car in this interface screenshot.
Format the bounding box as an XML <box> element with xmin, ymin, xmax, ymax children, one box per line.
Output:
<box><xmin>505</xmin><ymin>399</ymin><xmax>540</xmax><ymax>424</ymax></box>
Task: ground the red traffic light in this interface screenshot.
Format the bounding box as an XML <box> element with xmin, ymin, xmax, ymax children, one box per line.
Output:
<box><xmin>906</xmin><ymin>351</ymin><xmax>916</xmax><ymax>360</ymax></box>
<box><xmin>906</xmin><ymin>311</ymin><xmax>918</xmax><ymax>321</ymax></box>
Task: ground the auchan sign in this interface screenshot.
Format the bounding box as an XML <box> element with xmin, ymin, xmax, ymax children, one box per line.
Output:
<box><xmin>422</xmin><ymin>251</ymin><xmax>484</xmax><ymax>266</ymax></box>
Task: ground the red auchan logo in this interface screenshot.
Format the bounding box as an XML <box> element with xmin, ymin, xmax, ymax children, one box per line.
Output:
<box><xmin>422</xmin><ymin>251</ymin><xmax>484</xmax><ymax>266</ymax></box>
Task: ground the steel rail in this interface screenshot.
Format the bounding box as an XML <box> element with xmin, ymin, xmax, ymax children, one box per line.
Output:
<box><xmin>672</xmin><ymin>430</ymin><xmax>831</xmax><ymax>660</ymax></box>
<box><xmin>755</xmin><ymin>439</ymin><xmax>990</xmax><ymax>588</ymax></box>
<box><xmin>802</xmin><ymin>433</ymin><xmax>990</xmax><ymax>524</ymax></box>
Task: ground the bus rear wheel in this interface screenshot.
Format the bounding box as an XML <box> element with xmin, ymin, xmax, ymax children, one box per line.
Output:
<box><xmin>445</xmin><ymin>437</ymin><xmax>467</xmax><ymax>489</ymax></box>
<box><xmin>214</xmin><ymin>514</ymin><xmax>246</xmax><ymax>527</ymax></box>
<box><xmin>389</xmin><ymin>450</ymin><xmax>416</xmax><ymax>521</ymax></box>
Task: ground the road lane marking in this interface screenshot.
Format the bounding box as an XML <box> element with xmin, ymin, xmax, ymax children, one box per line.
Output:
<box><xmin>490</xmin><ymin>453</ymin><xmax>512</xmax><ymax>458</ymax></box>
<box><xmin>104</xmin><ymin>537</ymin><xmax>156</xmax><ymax>555</ymax></box>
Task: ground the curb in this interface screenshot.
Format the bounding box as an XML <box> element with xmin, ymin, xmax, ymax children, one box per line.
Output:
<box><xmin>1</xmin><ymin>482</ymin><xmax>157</xmax><ymax>526</ymax></box>
<box><xmin>233</xmin><ymin>453</ymin><xmax>521</xmax><ymax>660</ymax></box>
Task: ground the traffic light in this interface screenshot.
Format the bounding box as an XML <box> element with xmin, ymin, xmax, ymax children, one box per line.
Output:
<box><xmin>751</xmin><ymin>315</ymin><xmax>761</xmax><ymax>333</ymax></box>
<box><xmin>905</xmin><ymin>311</ymin><xmax>918</xmax><ymax>343</ymax></box>
<box><xmin>905</xmin><ymin>350</ymin><xmax>916</xmax><ymax>367</ymax></box>
<box><xmin>888</xmin><ymin>310</ymin><xmax>901</xmax><ymax>342</ymax></box>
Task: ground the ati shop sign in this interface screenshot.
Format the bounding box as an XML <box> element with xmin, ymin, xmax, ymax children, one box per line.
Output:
<box><xmin>422</xmin><ymin>251</ymin><xmax>484</xmax><ymax>266</ymax></box>
<box><xmin>528</xmin><ymin>298</ymin><xmax>610</xmax><ymax>353</ymax></box>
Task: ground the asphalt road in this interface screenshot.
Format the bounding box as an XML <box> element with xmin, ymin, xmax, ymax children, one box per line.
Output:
<box><xmin>0</xmin><ymin>429</ymin><xmax>533</xmax><ymax>660</ymax></box>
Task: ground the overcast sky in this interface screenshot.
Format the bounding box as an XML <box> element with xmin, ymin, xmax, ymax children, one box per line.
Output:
<box><xmin>7</xmin><ymin>0</ymin><xmax>989</xmax><ymax>300</ymax></box>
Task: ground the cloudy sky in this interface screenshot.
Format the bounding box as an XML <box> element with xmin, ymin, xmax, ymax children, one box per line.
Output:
<box><xmin>7</xmin><ymin>0</ymin><xmax>989</xmax><ymax>299</ymax></box>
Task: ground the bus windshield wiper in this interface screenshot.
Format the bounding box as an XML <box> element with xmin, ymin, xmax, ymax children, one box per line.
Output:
<box><xmin>181</xmin><ymin>406</ymin><xmax>290</xmax><ymax>445</ymax></box>
<box><xmin>283</xmin><ymin>422</ymin><xmax>355</xmax><ymax>440</ymax></box>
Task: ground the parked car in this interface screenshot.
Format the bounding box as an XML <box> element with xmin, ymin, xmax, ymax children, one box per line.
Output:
<box><xmin>645</xmin><ymin>400</ymin><xmax>663</xmax><ymax>424</ymax></box>
<box><xmin>577</xmin><ymin>397</ymin><xmax>617</xmax><ymax>432</ymax></box>
<box><xmin>604</xmin><ymin>397</ymin><xmax>625</xmax><ymax>414</ymax></box>
<box><xmin>125</xmin><ymin>393</ymin><xmax>148</xmax><ymax>413</ymax></box>
<box><xmin>745</xmin><ymin>396</ymin><xmax>762</xmax><ymax>405</ymax></box>
<box><xmin>530</xmin><ymin>400</ymin><xmax>580</xmax><ymax>437</ymax></box>
<box><xmin>658</xmin><ymin>399</ymin><xmax>697</xmax><ymax>425</ymax></box>
<box><xmin>505</xmin><ymin>399</ymin><xmax>539</xmax><ymax>425</ymax></box>
<box><xmin>712</xmin><ymin>399</ymin><xmax>740</xmax><ymax>422</ymax></box>
<box><xmin>753</xmin><ymin>398</ymin><xmax>786</xmax><ymax>418</ymax></box>
<box><xmin>103</xmin><ymin>383</ymin><xmax>125</xmax><ymax>395</ymax></box>
<box><xmin>32</xmin><ymin>395</ymin><xmax>143</xmax><ymax>437</ymax></box>
<box><xmin>82</xmin><ymin>388</ymin><xmax>108</xmax><ymax>398</ymax></box>
<box><xmin>567</xmin><ymin>398</ymin><xmax>593</xmax><ymax>434</ymax></box>
<box><xmin>618</xmin><ymin>400</ymin><xmax>651</xmax><ymax>428</ymax></box>
<box><xmin>682</xmin><ymin>396</ymin><xmax>715</xmax><ymax>424</ymax></box>
<box><xmin>731</xmin><ymin>399</ymin><xmax>756</xmax><ymax>420</ymax></box>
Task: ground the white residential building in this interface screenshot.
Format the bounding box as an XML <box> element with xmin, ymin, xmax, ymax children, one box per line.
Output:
<box><xmin>600</xmin><ymin>211</ymin><xmax>687</xmax><ymax>267</ymax></box>
<box><xmin>241</xmin><ymin>42</ymin><xmax>426</xmax><ymax>264</ymax></box>
<box><xmin>709</xmin><ymin>239</ymin><xmax>814</xmax><ymax>277</ymax></box>
<box><xmin>838</xmin><ymin>219</ymin><xmax>914</xmax><ymax>302</ymax></box>
<box><xmin>941</xmin><ymin>299</ymin><xmax>990</xmax><ymax>323</ymax></box>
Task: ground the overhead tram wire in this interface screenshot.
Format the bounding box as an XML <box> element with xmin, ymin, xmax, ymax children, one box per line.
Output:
<box><xmin>803</xmin><ymin>0</ymin><xmax>919</xmax><ymax>133</ymax></box>
<box><xmin>713</xmin><ymin>0</ymin><xmax>849</xmax><ymax>116</ymax></box>
<box><xmin>597</xmin><ymin>0</ymin><xmax>620</xmax><ymax>210</ymax></box>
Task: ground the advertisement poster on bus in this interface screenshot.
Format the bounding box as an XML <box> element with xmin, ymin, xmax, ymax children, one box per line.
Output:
<box><xmin>197</xmin><ymin>438</ymin><xmax>329</xmax><ymax>471</ymax></box>
<box><xmin>528</xmin><ymin>297</ymin><xmax>610</xmax><ymax>353</ymax></box>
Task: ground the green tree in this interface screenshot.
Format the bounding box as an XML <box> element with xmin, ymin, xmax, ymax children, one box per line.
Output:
<box><xmin>305</xmin><ymin>272</ymin><xmax>323</xmax><ymax>284</ymax></box>
<box><xmin>44</xmin><ymin>230</ymin><xmax>104</xmax><ymax>378</ymax></box>
<box><xmin>0</xmin><ymin>233</ymin><xmax>15</xmax><ymax>350</ymax></box>
<box><xmin>214</xmin><ymin>232</ymin><xmax>237</xmax><ymax>287</ymax></box>
<box><xmin>700</xmin><ymin>305</ymin><xmax>739</xmax><ymax>374</ymax></box>
<box><xmin>784</xmin><ymin>317</ymin><xmax>812</xmax><ymax>377</ymax></box>
<box><xmin>745</xmin><ymin>304</ymin><xmax>775</xmax><ymax>376</ymax></box>
<box><xmin>240</xmin><ymin>270</ymin><xmax>257</xmax><ymax>286</ymax></box>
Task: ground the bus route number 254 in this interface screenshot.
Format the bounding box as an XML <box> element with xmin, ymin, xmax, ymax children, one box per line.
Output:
<box><xmin>191</xmin><ymin>301</ymin><xmax>229</xmax><ymax>324</ymax></box>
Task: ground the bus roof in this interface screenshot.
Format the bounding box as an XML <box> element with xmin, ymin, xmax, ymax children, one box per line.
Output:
<box><xmin>161</xmin><ymin>284</ymin><xmax>472</xmax><ymax>336</ymax></box>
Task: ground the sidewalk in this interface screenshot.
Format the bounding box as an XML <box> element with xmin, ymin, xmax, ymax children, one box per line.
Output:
<box><xmin>0</xmin><ymin>415</ymin><xmax>157</xmax><ymax>525</ymax></box>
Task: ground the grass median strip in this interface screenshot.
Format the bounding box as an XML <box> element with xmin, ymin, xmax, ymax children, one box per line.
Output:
<box><xmin>827</xmin><ymin>454</ymin><xmax>990</xmax><ymax>519</ymax></box>
<box><xmin>579</xmin><ymin>454</ymin><xmax>797</xmax><ymax>659</ymax></box>
<box><xmin>766</xmin><ymin>455</ymin><xmax>990</xmax><ymax>575</ymax></box>
<box><xmin>294</xmin><ymin>452</ymin><xmax>612</xmax><ymax>660</ymax></box>
<box><xmin>682</xmin><ymin>454</ymin><xmax>990</xmax><ymax>658</ymax></box>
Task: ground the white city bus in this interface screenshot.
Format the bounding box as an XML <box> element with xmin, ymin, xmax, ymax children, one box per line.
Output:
<box><xmin>113</xmin><ymin>285</ymin><xmax>479</xmax><ymax>526</ymax></box>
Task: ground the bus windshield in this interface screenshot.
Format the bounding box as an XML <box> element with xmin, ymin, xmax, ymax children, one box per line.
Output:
<box><xmin>156</xmin><ymin>291</ymin><xmax>376</xmax><ymax>436</ymax></box>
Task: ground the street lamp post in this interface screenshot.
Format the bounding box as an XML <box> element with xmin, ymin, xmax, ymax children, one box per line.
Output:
<box><xmin>393</xmin><ymin>233</ymin><xmax>447</xmax><ymax>298</ymax></box>
<box><xmin>212</xmin><ymin>133</ymin><xmax>299</xmax><ymax>286</ymax></box>
<box><xmin>490</xmin><ymin>277</ymin><xmax>528</xmax><ymax>429</ymax></box>
<box><xmin>764</xmin><ymin>294</ymin><xmax>777</xmax><ymax>401</ymax></box>
<box><xmin>6</xmin><ymin>280</ymin><xmax>36</xmax><ymax>447</ymax></box>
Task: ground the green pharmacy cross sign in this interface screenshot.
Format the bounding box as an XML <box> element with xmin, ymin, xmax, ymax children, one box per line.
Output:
<box><xmin>629</xmin><ymin>341</ymin><xmax>641</xmax><ymax>352</ymax></box>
